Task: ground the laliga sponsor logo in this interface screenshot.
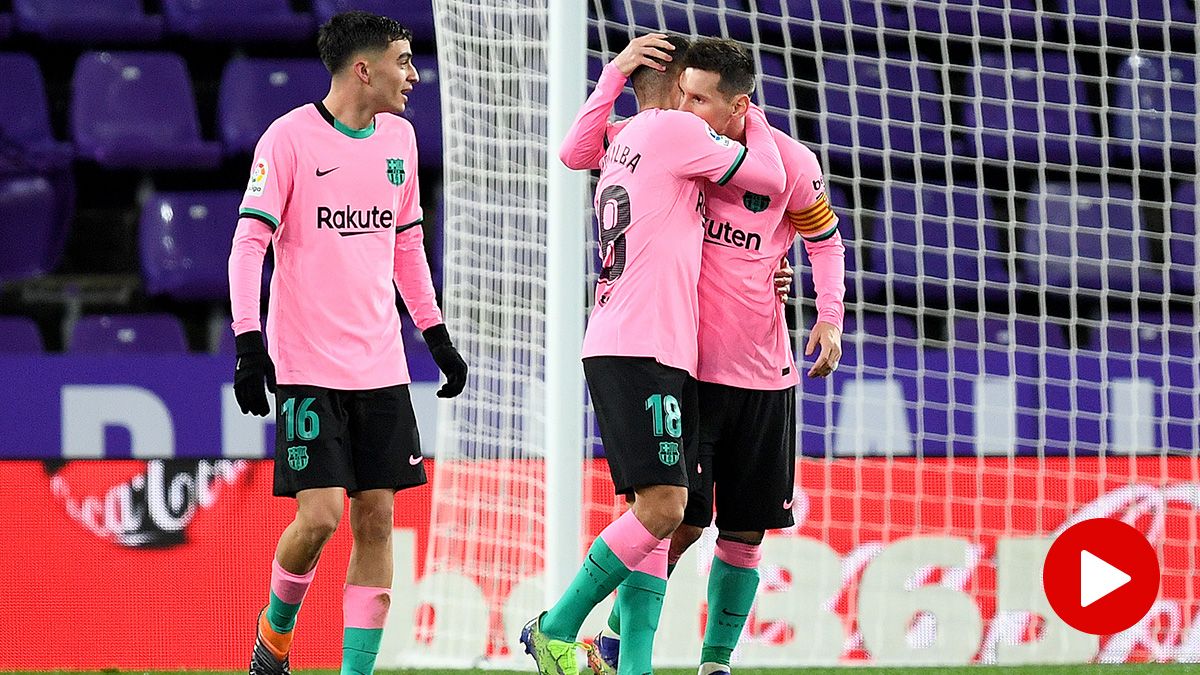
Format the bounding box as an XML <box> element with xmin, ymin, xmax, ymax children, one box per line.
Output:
<box><xmin>245</xmin><ymin>158</ymin><xmax>268</xmax><ymax>197</ymax></box>
<box><xmin>49</xmin><ymin>459</ymin><xmax>251</xmax><ymax>548</ymax></box>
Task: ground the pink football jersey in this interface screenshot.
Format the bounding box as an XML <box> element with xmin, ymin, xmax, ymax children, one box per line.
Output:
<box><xmin>228</xmin><ymin>103</ymin><xmax>442</xmax><ymax>390</ymax></box>
<box><xmin>696</xmin><ymin>129</ymin><xmax>845</xmax><ymax>389</ymax></box>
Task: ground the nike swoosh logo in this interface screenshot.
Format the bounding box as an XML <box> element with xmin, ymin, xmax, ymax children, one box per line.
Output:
<box><xmin>782</xmin><ymin>499</ymin><xmax>794</xmax><ymax>509</ymax></box>
<box><xmin>721</xmin><ymin>609</ymin><xmax>749</xmax><ymax>618</ymax></box>
<box><xmin>588</xmin><ymin>554</ymin><xmax>609</xmax><ymax>575</ymax></box>
<box><xmin>315</xmin><ymin>167</ymin><xmax>339</xmax><ymax>176</ymax></box>
<box><xmin>409</xmin><ymin>455</ymin><xmax>424</xmax><ymax>465</ymax></box>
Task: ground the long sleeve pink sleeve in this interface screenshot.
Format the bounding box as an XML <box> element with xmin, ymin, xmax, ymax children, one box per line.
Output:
<box><xmin>803</xmin><ymin>230</ymin><xmax>847</xmax><ymax>331</ymax></box>
<box><xmin>228</xmin><ymin>218</ymin><xmax>273</xmax><ymax>335</ymax></box>
<box><xmin>559</xmin><ymin>63</ymin><xmax>626</xmax><ymax>170</ymax></box>
<box><xmin>723</xmin><ymin>105</ymin><xmax>786</xmax><ymax>195</ymax></box>
<box><xmin>393</xmin><ymin>224</ymin><xmax>443</xmax><ymax>331</ymax></box>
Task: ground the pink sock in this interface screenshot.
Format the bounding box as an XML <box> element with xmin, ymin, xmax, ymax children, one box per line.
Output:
<box><xmin>343</xmin><ymin>585</ymin><xmax>392</xmax><ymax>629</ymax></box>
<box><xmin>715</xmin><ymin>539</ymin><xmax>762</xmax><ymax>569</ymax></box>
<box><xmin>599</xmin><ymin>510</ymin><xmax>662</xmax><ymax>570</ymax></box>
<box><xmin>631</xmin><ymin>538</ymin><xmax>670</xmax><ymax>580</ymax></box>
<box><xmin>272</xmin><ymin>558</ymin><xmax>317</xmax><ymax>604</ymax></box>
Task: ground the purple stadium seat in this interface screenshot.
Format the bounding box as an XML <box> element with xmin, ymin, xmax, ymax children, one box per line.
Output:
<box><xmin>71</xmin><ymin>314</ymin><xmax>188</xmax><ymax>353</ymax></box>
<box><xmin>0</xmin><ymin>53</ymin><xmax>73</xmax><ymax>174</ymax></box>
<box><xmin>140</xmin><ymin>191</ymin><xmax>243</xmax><ymax>301</ymax></box>
<box><xmin>218</xmin><ymin>58</ymin><xmax>330</xmax><ymax>154</ymax></box>
<box><xmin>1018</xmin><ymin>182</ymin><xmax>1161</xmax><ymax>296</ymax></box>
<box><xmin>871</xmin><ymin>184</ymin><xmax>1008</xmax><ymax>308</ymax></box>
<box><xmin>950</xmin><ymin>315</ymin><xmax>1070</xmax><ymax>350</ymax></box>
<box><xmin>607</xmin><ymin>0</ymin><xmax>752</xmax><ymax>41</ymax></box>
<box><xmin>13</xmin><ymin>0</ymin><xmax>163</xmax><ymax>43</ymax></box>
<box><xmin>960</xmin><ymin>49</ymin><xmax>1103</xmax><ymax>167</ymax></box>
<box><xmin>0</xmin><ymin>175</ymin><xmax>59</xmax><ymax>283</ymax></box>
<box><xmin>1111</xmin><ymin>53</ymin><xmax>1198</xmax><ymax>169</ymax></box>
<box><xmin>71</xmin><ymin>52</ymin><xmax>221</xmax><ymax>170</ymax></box>
<box><xmin>758</xmin><ymin>51</ymin><xmax>797</xmax><ymax>134</ymax></box>
<box><xmin>818</xmin><ymin>51</ymin><xmax>948</xmax><ymax>170</ymax></box>
<box><xmin>1090</xmin><ymin>312</ymin><xmax>1196</xmax><ymax>354</ymax></box>
<box><xmin>403</xmin><ymin>56</ymin><xmax>442</xmax><ymax>168</ymax></box>
<box><xmin>842</xmin><ymin>312</ymin><xmax>919</xmax><ymax>342</ymax></box>
<box><xmin>0</xmin><ymin>14</ymin><xmax>13</xmax><ymax>41</ymax></box>
<box><xmin>163</xmin><ymin>0</ymin><xmax>313</xmax><ymax>42</ymax></box>
<box><xmin>1169</xmin><ymin>182</ymin><xmax>1197</xmax><ymax>295</ymax></box>
<box><xmin>587</xmin><ymin>55</ymin><xmax>637</xmax><ymax>120</ymax></box>
<box><xmin>0</xmin><ymin>316</ymin><xmax>43</xmax><ymax>352</ymax></box>
<box><xmin>911</xmin><ymin>0</ymin><xmax>1047</xmax><ymax>41</ymax></box>
<box><xmin>1071</xmin><ymin>0</ymin><xmax>1195</xmax><ymax>44</ymax></box>
<box><xmin>756</xmin><ymin>1</ymin><xmax>907</xmax><ymax>47</ymax></box>
<box><xmin>313</xmin><ymin>0</ymin><xmax>436</xmax><ymax>44</ymax></box>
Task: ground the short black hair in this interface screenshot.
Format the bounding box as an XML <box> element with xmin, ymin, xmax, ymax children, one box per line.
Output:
<box><xmin>629</xmin><ymin>34</ymin><xmax>692</xmax><ymax>99</ymax></box>
<box><xmin>681</xmin><ymin>38</ymin><xmax>755</xmax><ymax>98</ymax></box>
<box><xmin>318</xmin><ymin>11</ymin><xmax>412</xmax><ymax>74</ymax></box>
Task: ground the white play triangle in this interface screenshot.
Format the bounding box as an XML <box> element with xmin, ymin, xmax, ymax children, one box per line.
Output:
<box><xmin>1081</xmin><ymin>549</ymin><xmax>1132</xmax><ymax>608</ymax></box>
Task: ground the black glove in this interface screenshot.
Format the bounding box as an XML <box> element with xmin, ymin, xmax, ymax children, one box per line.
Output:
<box><xmin>423</xmin><ymin>323</ymin><xmax>468</xmax><ymax>398</ymax></box>
<box><xmin>234</xmin><ymin>330</ymin><xmax>276</xmax><ymax>416</ymax></box>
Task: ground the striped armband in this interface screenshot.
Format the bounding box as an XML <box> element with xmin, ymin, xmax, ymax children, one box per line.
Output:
<box><xmin>785</xmin><ymin>193</ymin><xmax>838</xmax><ymax>241</ymax></box>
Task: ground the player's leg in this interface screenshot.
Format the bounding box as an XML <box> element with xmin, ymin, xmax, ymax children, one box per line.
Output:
<box><xmin>253</xmin><ymin>384</ymin><xmax>354</xmax><ymax>675</ymax></box>
<box><xmin>699</xmin><ymin>386</ymin><xmax>796</xmax><ymax>675</ymax></box>
<box><xmin>525</xmin><ymin>357</ymin><xmax>689</xmax><ymax>675</ymax></box>
<box><xmin>595</xmin><ymin>377</ymin><xmax>714</xmax><ymax>673</ymax></box>
<box><xmin>342</xmin><ymin>489</ymin><xmax>396</xmax><ymax>675</ymax></box>
<box><xmin>341</xmin><ymin>384</ymin><xmax>428</xmax><ymax>675</ymax></box>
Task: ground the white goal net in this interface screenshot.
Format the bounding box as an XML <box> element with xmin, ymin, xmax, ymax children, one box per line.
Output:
<box><xmin>406</xmin><ymin>0</ymin><xmax>1200</xmax><ymax>668</ymax></box>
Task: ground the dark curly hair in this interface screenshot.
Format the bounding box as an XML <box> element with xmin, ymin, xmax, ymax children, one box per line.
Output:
<box><xmin>681</xmin><ymin>37</ymin><xmax>755</xmax><ymax>98</ymax></box>
<box><xmin>318</xmin><ymin>11</ymin><xmax>412</xmax><ymax>74</ymax></box>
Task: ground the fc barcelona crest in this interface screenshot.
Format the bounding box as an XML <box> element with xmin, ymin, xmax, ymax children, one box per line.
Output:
<box><xmin>386</xmin><ymin>158</ymin><xmax>405</xmax><ymax>186</ymax></box>
<box><xmin>743</xmin><ymin>191</ymin><xmax>771</xmax><ymax>213</ymax></box>
<box><xmin>288</xmin><ymin>446</ymin><xmax>309</xmax><ymax>471</ymax></box>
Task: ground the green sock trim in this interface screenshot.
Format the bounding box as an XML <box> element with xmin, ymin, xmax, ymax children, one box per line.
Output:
<box><xmin>542</xmin><ymin>537</ymin><xmax>631</xmax><ymax>642</ymax></box>
<box><xmin>341</xmin><ymin>627</ymin><xmax>384</xmax><ymax>675</ymax></box>
<box><xmin>702</xmin><ymin>557</ymin><xmax>760</xmax><ymax>667</ymax></box>
<box><xmin>266</xmin><ymin>590</ymin><xmax>302</xmax><ymax>633</ymax></box>
<box><xmin>615</xmin><ymin>571</ymin><xmax>668</xmax><ymax>674</ymax></box>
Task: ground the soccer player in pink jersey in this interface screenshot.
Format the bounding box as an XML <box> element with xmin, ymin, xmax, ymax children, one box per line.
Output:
<box><xmin>227</xmin><ymin>12</ymin><xmax>467</xmax><ymax>675</ymax></box>
<box><xmin>574</xmin><ymin>39</ymin><xmax>846</xmax><ymax>675</ymax></box>
<box><xmin>521</xmin><ymin>35</ymin><xmax>787</xmax><ymax>675</ymax></box>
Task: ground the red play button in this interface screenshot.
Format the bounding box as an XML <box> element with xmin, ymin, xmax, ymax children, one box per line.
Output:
<box><xmin>1042</xmin><ymin>518</ymin><xmax>1160</xmax><ymax>635</ymax></box>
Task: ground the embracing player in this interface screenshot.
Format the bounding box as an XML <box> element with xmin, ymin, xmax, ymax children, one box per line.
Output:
<box><xmin>228</xmin><ymin>12</ymin><xmax>468</xmax><ymax>675</ymax></box>
<box><xmin>565</xmin><ymin>37</ymin><xmax>846</xmax><ymax>675</ymax></box>
<box><xmin>521</xmin><ymin>35</ymin><xmax>787</xmax><ymax>675</ymax></box>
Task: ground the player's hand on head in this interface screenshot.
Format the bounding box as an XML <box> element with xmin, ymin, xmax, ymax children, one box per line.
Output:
<box><xmin>774</xmin><ymin>258</ymin><xmax>794</xmax><ymax>303</ymax></box>
<box><xmin>805</xmin><ymin>321</ymin><xmax>842</xmax><ymax>379</ymax></box>
<box><xmin>613</xmin><ymin>33</ymin><xmax>676</xmax><ymax>76</ymax></box>
<box><xmin>233</xmin><ymin>330</ymin><xmax>276</xmax><ymax>416</ymax></box>
<box><xmin>423</xmin><ymin>324</ymin><xmax>468</xmax><ymax>398</ymax></box>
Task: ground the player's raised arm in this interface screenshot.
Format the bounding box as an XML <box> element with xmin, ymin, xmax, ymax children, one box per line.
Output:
<box><xmin>663</xmin><ymin>105</ymin><xmax>785</xmax><ymax>196</ymax></box>
<box><xmin>228</xmin><ymin>125</ymin><xmax>293</xmax><ymax>416</ymax></box>
<box><xmin>559</xmin><ymin>33</ymin><xmax>678</xmax><ymax>170</ymax></box>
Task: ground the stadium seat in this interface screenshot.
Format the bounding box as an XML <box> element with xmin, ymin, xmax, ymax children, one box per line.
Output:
<box><xmin>796</xmin><ymin>182</ymin><xmax>862</xmax><ymax>304</ymax></box>
<box><xmin>0</xmin><ymin>316</ymin><xmax>43</xmax><ymax>352</ymax></box>
<box><xmin>1111</xmin><ymin>53</ymin><xmax>1198</xmax><ymax>170</ymax></box>
<box><xmin>756</xmin><ymin>1</ymin><xmax>907</xmax><ymax>47</ymax></box>
<box><xmin>0</xmin><ymin>53</ymin><xmax>73</xmax><ymax>174</ymax></box>
<box><xmin>1168</xmin><ymin>181</ymin><xmax>1197</xmax><ymax>296</ymax></box>
<box><xmin>71</xmin><ymin>314</ymin><xmax>188</xmax><ymax>353</ymax></box>
<box><xmin>0</xmin><ymin>175</ymin><xmax>60</xmax><ymax>283</ymax></box>
<box><xmin>911</xmin><ymin>0</ymin><xmax>1047</xmax><ymax>41</ymax></box>
<box><xmin>817</xmin><ymin>50</ymin><xmax>949</xmax><ymax>171</ymax></box>
<box><xmin>1070</xmin><ymin>0</ymin><xmax>1196</xmax><ymax>46</ymax></box>
<box><xmin>0</xmin><ymin>14</ymin><xmax>13</xmax><ymax>42</ymax></box>
<box><xmin>71</xmin><ymin>51</ymin><xmax>221</xmax><ymax>169</ymax></box>
<box><xmin>162</xmin><ymin>0</ymin><xmax>313</xmax><ymax>42</ymax></box>
<box><xmin>1017</xmin><ymin>182</ymin><xmax>1163</xmax><ymax>297</ymax></box>
<box><xmin>842</xmin><ymin>312</ymin><xmax>919</xmax><ymax>342</ymax></box>
<box><xmin>404</xmin><ymin>57</ymin><xmax>443</xmax><ymax>169</ymax></box>
<box><xmin>950</xmin><ymin>315</ymin><xmax>1070</xmax><ymax>351</ymax></box>
<box><xmin>140</xmin><ymin>191</ymin><xmax>243</xmax><ymax>301</ymax></box>
<box><xmin>218</xmin><ymin>57</ymin><xmax>330</xmax><ymax>154</ymax></box>
<box><xmin>758</xmin><ymin>51</ymin><xmax>802</xmax><ymax>135</ymax></box>
<box><xmin>606</xmin><ymin>0</ymin><xmax>753</xmax><ymax>42</ymax></box>
<box><xmin>13</xmin><ymin>0</ymin><xmax>163</xmax><ymax>43</ymax></box>
<box><xmin>313</xmin><ymin>0</ymin><xmax>436</xmax><ymax>45</ymax></box>
<box><xmin>870</xmin><ymin>183</ymin><xmax>1009</xmax><ymax>308</ymax></box>
<box><xmin>959</xmin><ymin>49</ymin><xmax>1104</xmax><ymax>167</ymax></box>
<box><xmin>1087</xmin><ymin>312</ymin><xmax>1196</xmax><ymax>354</ymax></box>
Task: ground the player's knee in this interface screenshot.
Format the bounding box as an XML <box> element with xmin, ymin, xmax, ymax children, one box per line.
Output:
<box><xmin>298</xmin><ymin>506</ymin><xmax>342</xmax><ymax>543</ymax></box>
<box><xmin>633</xmin><ymin>486</ymin><xmax>687</xmax><ymax>537</ymax></box>
<box><xmin>350</xmin><ymin>501</ymin><xmax>394</xmax><ymax>545</ymax></box>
